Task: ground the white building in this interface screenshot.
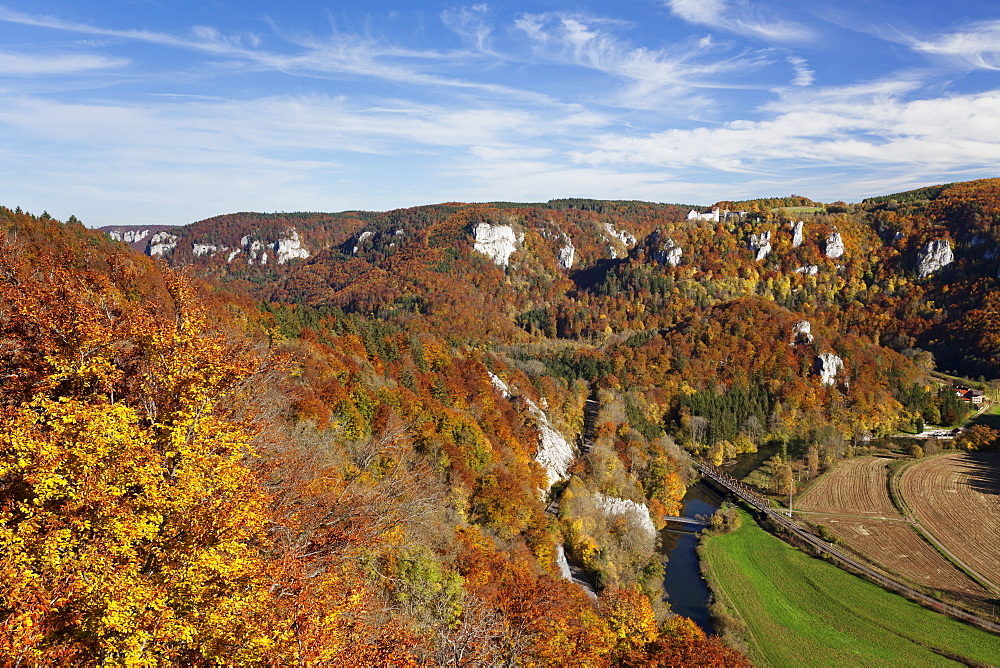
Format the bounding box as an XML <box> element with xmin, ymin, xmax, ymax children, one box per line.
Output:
<box><xmin>687</xmin><ymin>207</ymin><xmax>721</xmax><ymax>223</ymax></box>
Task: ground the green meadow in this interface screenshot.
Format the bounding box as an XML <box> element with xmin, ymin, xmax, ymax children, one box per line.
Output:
<box><xmin>701</xmin><ymin>511</ymin><xmax>1000</xmax><ymax>667</ymax></box>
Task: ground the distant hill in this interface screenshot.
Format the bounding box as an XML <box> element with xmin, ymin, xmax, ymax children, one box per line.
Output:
<box><xmin>7</xmin><ymin>180</ymin><xmax>1000</xmax><ymax>661</ymax></box>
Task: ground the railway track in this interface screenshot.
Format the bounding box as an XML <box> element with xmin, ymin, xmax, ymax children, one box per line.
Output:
<box><xmin>697</xmin><ymin>461</ymin><xmax>1000</xmax><ymax>636</ymax></box>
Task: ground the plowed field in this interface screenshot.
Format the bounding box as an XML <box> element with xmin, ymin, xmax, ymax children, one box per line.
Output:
<box><xmin>797</xmin><ymin>457</ymin><xmax>990</xmax><ymax>605</ymax></box>
<box><xmin>901</xmin><ymin>451</ymin><xmax>1000</xmax><ymax>592</ymax></box>
<box><xmin>797</xmin><ymin>456</ymin><xmax>897</xmax><ymax>516</ymax></box>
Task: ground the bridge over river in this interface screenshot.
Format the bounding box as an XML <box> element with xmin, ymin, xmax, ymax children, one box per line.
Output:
<box><xmin>697</xmin><ymin>461</ymin><xmax>1000</xmax><ymax>636</ymax></box>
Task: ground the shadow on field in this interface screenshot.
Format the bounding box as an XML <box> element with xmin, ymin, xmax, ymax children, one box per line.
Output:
<box><xmin>960</xmin><ymin>452</ymin><xmax>1000</xmax><ymax>496</ymax></box>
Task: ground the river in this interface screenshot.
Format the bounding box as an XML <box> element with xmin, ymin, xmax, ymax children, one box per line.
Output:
<box><xmin>660</xmin><ymin>482</ymin><xmax>722</xmax><ymax>633</ymax></box>
<box><xmin>661</xmin><ymin>446</ymin><xmax>778</xmax><ymax>634</ymax></box>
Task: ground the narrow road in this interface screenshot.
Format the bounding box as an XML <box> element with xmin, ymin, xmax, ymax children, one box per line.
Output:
<box><xmin>579</xmin><ymin>388</ymin><xmax>599</xmax><ymax>456</ymax></box>
<box><xmin>697</xmin><ymin>462</ymin><xmax>1000</xmax><ymax>635</ymax></box>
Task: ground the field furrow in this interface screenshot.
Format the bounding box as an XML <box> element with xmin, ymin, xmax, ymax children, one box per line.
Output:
<box><xmin>900</xmin><ymin>452</ymin><xmax>1000</xmax><ymax>592</ymax></box>
<box><xmin>796</xmin><ymin>456</ymin><xmax>991</xmax><ymax>607</ymax></box>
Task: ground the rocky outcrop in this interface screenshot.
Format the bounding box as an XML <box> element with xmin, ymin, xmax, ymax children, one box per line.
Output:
<box><xmin>107</xmin><ymin>228</ymin><xmax>154</xmax><ymax>244</ymax></box>
<box><xmin>102</xmin><ymin>225</ymin><xmax>176</xmax><ymax>252</ymax></box>
<box><xmin>651</xmin><ymin>233</ymin><xmax>683</xmax><ymax>266</ymax></box>
<box><xmin>555</xmin><ymin>544</ymin><xmax>573</xmax><ymax>580</ymax></box>
<box><xmin>275</xmin><ymin>229</ymin><xmax>309</xmax><ymax>264</ymax></box>
<box><xmin>916</xmin><ymin>238</ymin><xmax>954</xmax><ymax>278</ymax></box>
<box><xmin>604</xmin><ymin>223</ymin><xmax>637</xmax><ymax>248</ymax></box>
<box><xmin>816</xmin><ymin>352</ymin><xmax>844</xmax><ymax>386</ymax></box>
<box><xmin>604</xmin><ymin>223</ymin><xmax>637</xmax><ymax>258</ymax></box>
<box><xmin>239</xmin><ymin>236</ymin><xmax>268</xmax><ymax>265</ymax></box>
<box><xmin>147</xmin><ymin>231</ymin><xmax>178</xmax><ymax>257</ymax></box>
<box><xmin>825</xmin><ymin>232</ymin><xmax>845</xmax><ymax>259</ymax></box>
<box><xmin>529</xmin><ymin>396</ymin><xmax>575</xmax><ymax>491</ymax></box>
<box><xmin>594</xmin><ymin>494</ymin><xmax>656</xmax><ymax>540</ymax></box>
<box><xmin>488</xmin><ymin>371</ymin><xmax>511</xmax><ymax>399</ymax></box>
<box><xmin>488</xmin><ymin>372</ymin><xmax>573</xmax><ymax>491</ymax></box>
<box><xmin>790</xmin><ymin>221</ymin><xmax>804</xmax><ymax>248</ymax></box>
<box><xmin>192</xmin><ymin>244</ymin><xmax>218</xmax><ymax>257</ymax></box>
<box><xmin>559</xmin><ymin>240</ymin><xmax>576</xmax><ymax>270</ymax></box>
<box><xmin>794</xmin><ymin>265</ymin><xmax>819</xmax><ymax>275</ymax></box>
<box><xmin>224</xmin><ymin>229</ymin><xmax>310</xmax><ymax>265</ymax></box>
<box><xmin>749</xmin><ymin>231</ymin><xmax>772</xmax><ymax>261</ymax></box>
<box><xmin>792</xmin><ymin>320</ymin><xmax>813</xmax><ymax>345</ymax></box>
<box><xmin>659</xmin><ymin>243</ymin><xmax>683</xmax><ymax>267</ymax></box>
<box><xmin>473</xmin><ymin>223</ymin><xmax>518</xmax><ymax>267</ymax></box>
<box><xmin>352</xmin><ymin>230</ymin><xmax>374</xmax><ymax>255</ymax></box>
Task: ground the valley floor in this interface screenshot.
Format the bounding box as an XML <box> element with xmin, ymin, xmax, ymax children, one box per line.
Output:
<box><xmin>700</xmin><ymin>510</ymin><xmax>1000</xmax><ymax>668</ymax></box>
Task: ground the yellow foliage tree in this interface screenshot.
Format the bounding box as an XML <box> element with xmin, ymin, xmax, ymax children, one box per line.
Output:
<box><xmin>0</xmin><ymin>248</ymin><xmax>284</xmax><ymax>662</ymax></box>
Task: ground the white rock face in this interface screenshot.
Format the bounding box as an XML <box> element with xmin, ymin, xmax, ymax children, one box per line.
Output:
<box><xmin>227</xmin><ymin>249</ymin><xmax>241</xmax><ymax>263</ymax></box>
<box><xmin>594</xmin><ymin>494</ymin><xmax>657</xmax><ymax>540</ymax></box>
<box><xmin>192</xmin><ymin>243</ymin><xmax>218</xmax><ymax>257</ymax></box>
<box><xmin>238</xmin><ymin>237</ymin><xmax>276</xmax><ymax>265</ymax></box>
<box><xmin>353</xmin><ymin>230</ymin><xmax>374</xmax><ymax>255</ymax></box>
<box><xmin>794</xmin><ymin>265</ymin><xmax>819</xmax><ymax>275</ymax></box>
<box><xmin>825</xmin><ymin>232</ymin><xmax>845</xmax><ymax>259</ymax></box>
<box><xmin>792</xmin><ymin>320</ymin><xmax>813</xmax><ymax>345</ymax></box>
<box><xmin>604</xmin><ymin>223</ymin><xmax>637</xmax><ymax>248</ymax></box>
<box><xmin>527</xmin><ymin>396</ymin><xmax>575</xmax><ymax>491</ymax></box>
<box><xmin>916</xmin><ymin>239</ymin><xmax>954</xmax><ymax>278</ymax></box>
<box><xmin>653</xmin><ymin>237</ymin><xmax>683</xmax><ymax>266</ymax></box>
<box><xmin>487</xmin><ymin>371</ymin><xmax>511</xmax><ymax>398</ymax></box>
<box><xmin>790</xmin><ymin>221</ymin><xmax>805</xmax><ymax>248</ymax></box>
<box><xmin>275</xmin><ymin>229</ymin><xmax>309</xmax><ymax>264</ymax></box>
<box><xmin>559</xmin><ymin>240</ymin><xmax>576</xmax><ymax>270</ymax></box>
<box><xmin>816</xmin><ymin>352</ymin><xmax>844</xmax><ymax>386</ymax></box>
<box><xmin>555</xmin><ymin>544</ymin><xmax>573</xmax><ymax>580</ymax></box>
<box><xmin>488</xmin><ymin>371</ymin><xmax>572</xmax><ymax>491</ymax></box>
<box><xmin>473</xmin><ymin>223</ymin><xmax>518</xmax><ymax>267</ymax></box>
<box><xmin>147</xmin><ymin>231</ymin><xmax>178</xmax><ymax>257</ymax></box>
<box><xmin>108</xmin><ymin>229</ymin><xmax>153</xmax><ymax>244</ymax></box>
<box><xmin>749</xmin><ymin>231</ymin><xmax>772</xmax><ymax>261</ymax></box>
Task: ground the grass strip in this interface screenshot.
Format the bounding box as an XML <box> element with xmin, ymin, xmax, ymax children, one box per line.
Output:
<box><xmin>700</xmin><ymin>509</ymin><xmax>1000</xmax><ymax>668</ymax></box>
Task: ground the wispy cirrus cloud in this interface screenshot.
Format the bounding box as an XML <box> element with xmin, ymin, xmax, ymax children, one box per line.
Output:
<box><xmin>0</xmin><ymin>4</ymin><xmax>546</xmax><ymax>102</ymax></box>
<box><xmin>786</xmin><ymin>56</ymin><xmax>814</xmax><ymax>86</ymax></box>
<box><xmin>663</xmin><ymin>0</ymin><xmax>814</xmax><ymax>42</ymax></box>
<box><xmin>0</xmin><ymin>90</ymin><xmax>609</xmax><ymax>223</ymax></box>
<box><xmin>512</xmin><ymin>12</ymin><xmax>771</xmax><ymax>108</ymax></box>
<box><xmin>0</xmin><ymin>51</ymin><xmax>127</xmax><ymax>76</ymax></box>
<box><xmin>908</xmin><ymin>19</ymin><xmax>1000</xmax><ymax>70</ymax></box>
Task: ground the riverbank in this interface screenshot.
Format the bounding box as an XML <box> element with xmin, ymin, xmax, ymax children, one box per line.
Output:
<box><xmin>699</xmin><ymin>509</ymin><xmax>1000</xmax><ymax>667</ymax></box>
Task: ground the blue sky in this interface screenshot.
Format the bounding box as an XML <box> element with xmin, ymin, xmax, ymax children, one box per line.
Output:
<box><xmin>1</xmin><ymin>1</ymin><xmax>999</xmax><ymax>226</ymax></box>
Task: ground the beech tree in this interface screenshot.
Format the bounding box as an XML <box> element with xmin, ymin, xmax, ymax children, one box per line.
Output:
<box><xmin>0</xmin><ymin>246</ymin><xmax>281</xmax><ymax>662</ymax></box>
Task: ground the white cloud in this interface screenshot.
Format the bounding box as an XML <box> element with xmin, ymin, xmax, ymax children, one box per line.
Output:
<box><xmin>787</xmin><ymin>56</ymin><xmax>814</xmax><ymax>86</ymax></box>
<box><xmin>664</xmin><ymin>0</ymin><xmax>813</xmax><ymax>42</ymax></box>
<box><xmin>513</xmin><ymin>12</ymin><xmax>771</xmax><ymax>108</ymax></box>
<box><xmin>2</xmin><ymin>4</ymin><xmax>998</xmax><ymax>223</ymax></box>
<box><xmin>440</xmin><ymin>4</ymin><xmax>495</xmax><ymax>53</ymax></box>
<box><xmin>0</xmin><ymin>51</ymin><xmax>127</xmax><ymax>76</ymax></box>
<box><xmin>0</xmin><ymin>5</ymin><xmax>549</xmax><ymax>103</ymax></box>
<box><xmin>909</xmin><ymin>20</ymin><xmax>1000</xmax><ymax>70</ymax></box>
<box><xmin>573</xmin><ymin>89</ymin><xmax>1000</xmax><ymax>177</ymax></box>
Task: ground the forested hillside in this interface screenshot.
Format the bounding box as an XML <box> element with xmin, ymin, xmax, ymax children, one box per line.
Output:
<box><xmin>3</xmin><ymin>207</ymin><xmax>741</xmax><ymax>663</ymax></box>
<box><xmin>5</xmin><ymin>178</ymin><xmax>1000</xmax><ymax>663</ymax></box>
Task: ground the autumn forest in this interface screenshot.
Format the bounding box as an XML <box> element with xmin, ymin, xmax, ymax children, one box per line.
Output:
<box><xmin>4</xmin><ymin>178</ymin><xmax>1000</xmax><ymax>664</ymax></box>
